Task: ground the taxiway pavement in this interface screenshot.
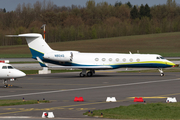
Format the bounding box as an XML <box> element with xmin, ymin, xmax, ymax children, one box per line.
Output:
<box><xmin>0</xmin><ymin>72</ymin><xmax>180</xmax><ymax>119</ymax></box>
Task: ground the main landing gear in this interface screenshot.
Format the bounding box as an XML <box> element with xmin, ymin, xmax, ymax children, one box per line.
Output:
<box><xmin>158</xmin><ymin>68</ymin><xmax>164</xmax><ymax>77</ymax></box>
<box><xmin>79</xmin><ymin>69</ymin><xmax>95</xmax><ymax>77</ymax></box>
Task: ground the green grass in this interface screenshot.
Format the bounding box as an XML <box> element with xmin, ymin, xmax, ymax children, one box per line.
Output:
<box><xmin>84</xmin><ymin>102</ymin><xmax>180</xmax><ymax>119</ymax></box>
<box><xmin>11</xmin><ymin>61</ymin><xmax>38</xmax><ymax>64</ymax></box>
<box><xmin>0</xmin><ymin>99</ymin><xmax>49</xmax><ymax>106</ymax></box>
<box><xmin>22</xmin><ymin>69</ymin><xmax>81</xmax><ymax>75</ymax></box>
<box><xmin>1</xmin><ymin>32</ymin><xmax>180</xmax><ymax>57</ymax></box>
<box><xmin>0</xmin><ymin>54</ymin><xmax>31</xmax><ymax>58</ymax></box>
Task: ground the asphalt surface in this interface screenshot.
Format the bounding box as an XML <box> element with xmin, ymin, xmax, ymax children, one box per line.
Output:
<box><xmin>0</xmin><ymin>71</ymin><xmax>180</xmax><ymax>119</ymax></box>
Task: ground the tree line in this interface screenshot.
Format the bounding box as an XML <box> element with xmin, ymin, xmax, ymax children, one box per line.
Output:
<box><xmin>0</xmin><ymin>0</ymin><xmax>179</xmax><ymax>46</ymax></box>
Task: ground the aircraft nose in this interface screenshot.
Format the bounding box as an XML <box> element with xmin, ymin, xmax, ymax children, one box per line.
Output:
<box><xmin>166</xmin><ymin>60</ymin><xmax>176</xmax><ymax>67</ymax></box>
<box><xmin>14</xmin><ymin>69</ymin><xmax>26</xmax><ymax>77</ymax></box>
<box><xmin>19</xmin><ymin>71</ymin><xmax>26</xmax><ymax>77</ymax></box>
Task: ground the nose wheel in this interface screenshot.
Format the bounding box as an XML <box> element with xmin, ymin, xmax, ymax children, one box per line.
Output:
<box><xmin>160</xmin><ymin>73</ymin><xmax>164</xmax><ymax>77</ymax></box>
<box><xmin>2</xmin><ymin>79</ymin><xmax>12</xmax><ymax>88</ymax></box>
<box><xmin>3</xmin><ymin>80</ymin><xmax>8</xmax><ymax>88</ymax></box>
<box><xmin>158</xmin><ymin>69</ymin><xmax>164</xmax><ymax>77</ymax></box>
<box><xmin>4</xmin><ymin>84</ymin><xmax>8</xmax><ymax>88</ymax></box>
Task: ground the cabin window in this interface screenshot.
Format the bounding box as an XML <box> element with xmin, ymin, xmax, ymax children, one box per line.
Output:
<box><xmin>2</xmin><ymin>66</ymin><xmax>7</xmax><ymax>69</ymax></box>
<box><xmin>116</xmin><ymin>58</ymin><xmax>119</xmax><ymax>62</ymax></box>
<box><xmin>136</xmin><ymin>59</ymin><xmax>140</xmax><ymax>62</ymax></box>
<box><xmin>123</xmin><ymin>58</ymin><xmax>126</xmax><ymax>62</ymax></box>
<box><xmin>8</xmin><ymin>66</ymin><xmax>13</xmax><ymax>69</ymax></box>
<box><xmin>95</xmin><ymin>58</ymin><xmax>99</xmax><ymax>61</ymax></box>
<box><xmin>109</xmin><ymin>58</ymin><xmax>112</xmax><ymax>61</ymax></box>
<box><xmin>130</xmin><ymin>58</ymin><xmax>133</xmax><ymax>62</ymax></box>
<box><xmin>102</xmin><ymin>58</ymin><xmax>106</xmax><ymax>61</ymax></box>
<box><xmin>156</xmin><ymin>57</ymin><xmax>160</xmax><ymax>59</ymax></box>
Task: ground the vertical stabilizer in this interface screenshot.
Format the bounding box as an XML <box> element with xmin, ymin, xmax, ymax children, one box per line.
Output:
<box><xmin>7</xmin><ymin>33</ymin><xmax>53</xmax><ymax>59</ymax></box>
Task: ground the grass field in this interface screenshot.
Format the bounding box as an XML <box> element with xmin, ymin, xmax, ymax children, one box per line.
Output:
<box><xmin>84</xmin><ymin>102</ymin><xmax>180</xmax><ymax>119</ymax></box>
<box><xmin>0</xmin><ymin>99</ymin><xmax>49</xmax><ymax>106</ymax></box>
<box><xmin>1</xmin><ymin>32</ymin><xmax>180</xmax><ymax>58</ymax></box>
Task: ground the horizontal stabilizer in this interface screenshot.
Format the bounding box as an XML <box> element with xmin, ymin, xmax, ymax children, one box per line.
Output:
<box><xmin>6</xmin><ymin>33</ymin><xmax>42</xmax><ymax>38</ymax></box>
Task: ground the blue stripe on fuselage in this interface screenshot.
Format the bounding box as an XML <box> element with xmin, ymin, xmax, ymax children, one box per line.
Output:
<box><xmin>110</xmin><ymin>63</ymin><xmax>172</xmax><ymax>69</ymax></box>
<box><xmin>29</xmin><ymin>48</ymin><xmax>44</xmax><ymax>60</ymax></box>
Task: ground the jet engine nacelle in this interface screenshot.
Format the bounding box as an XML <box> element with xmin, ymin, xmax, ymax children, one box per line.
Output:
<box><xmin>44</xmin><ymin>51</ymin><xmax>78</xmax><ymax>62</ymax></box>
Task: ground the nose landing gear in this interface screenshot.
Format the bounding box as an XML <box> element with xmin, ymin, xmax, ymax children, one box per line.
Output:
<box><xmin>3</xmin><ymin>79</ymin><xmax>13</xmax><ymax>88</ymax></box>
<box><xmin>158</xmin><ymin>69</ymin><xmax>164</xmax><ymax>77</ymax></box>
<box><xmin>3</xmin><ymin>79</ymin><xmax>8</xmax><ymax>88</ymax></box>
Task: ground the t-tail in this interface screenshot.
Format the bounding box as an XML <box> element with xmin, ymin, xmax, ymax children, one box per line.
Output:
<box><xmin>7</xmin><ymin>33</ymin><xmax>52</xmax><ymax>67</ymax></box>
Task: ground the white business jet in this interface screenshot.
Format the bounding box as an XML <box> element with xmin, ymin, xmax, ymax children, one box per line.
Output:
<box><xmin>7</xmin><ymin>33</ymin><xmax>175</xmax><ymax>77</ymax></box>
<box><xmin>0</xmin><ymin>60</ymin><xmax>26</xmax><ymax>88</ymax></box>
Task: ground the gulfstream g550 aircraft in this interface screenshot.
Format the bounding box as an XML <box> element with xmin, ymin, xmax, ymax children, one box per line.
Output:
<box><xmin>7</xmin><ymin>33</ymin><xmax>175</xmax><ymax>77</ymax></box>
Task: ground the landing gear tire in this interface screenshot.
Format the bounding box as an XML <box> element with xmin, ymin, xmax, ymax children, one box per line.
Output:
<box><xmin>80</xmin><ymin>72</ymin><xmax>85</xmax><ymax>77</ymax></box>
<box><xmin>158</xmin><ymin>69</ymin><xmax>164</xmax><ymax>77</ymax></box>
<box><xmin>87</xmin><ymin>72</ymin><xmax>93</xmax><ymax>77</ymax></box>
<box><xmin>160</xmin><ymin>73</ymin><xmax>164</xmax><ymax>77</ymax></box>
<box><xmin>4</xmin><ymin>84</ymin><xmax>8</xmax><ymax>88</ymax></box>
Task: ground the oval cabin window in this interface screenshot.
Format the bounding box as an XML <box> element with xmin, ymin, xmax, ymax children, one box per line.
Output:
<box><xmin>95</xmin><ymin>58</ymin><xmax>99</xmax><ymax>61</ymax></box>
<box><xmin>136</xmin><ymin>58</ymin><xmax>140</xmax><ymax>62</ymax></box>
<box><xmin>102</xmin><ymin>58</ymin><xmax>106</xmax><ymax>61</ymax></box>
<box><xmin>129</xmin><ymin>58</ymin><xmax>133</xmax><ymax>62</ymax></box>
<box><xmin>123</xmin><ymin>58</ymin><xmax>126</xmax><ymax>62</ymax></box>
<box><xmin>116</xmin><ymin>58</ymin><xmax>119</xmax><ymax>62</ymax></box>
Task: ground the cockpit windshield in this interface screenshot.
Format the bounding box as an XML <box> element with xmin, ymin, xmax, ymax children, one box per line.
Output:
<box><xmin>160</xmin><ymin>57</ymin><xmax>165</xmax><ymax>59</ymax></box>
<box><xmin>2</xmin><ymin>66</ymin><xmax>14</xmax><ymax>69</ymax></box>
<box><xmin>156</xmin><ymin>56</ymin><xmax>165</xmax><ymax>59</ymax></box>
<box><xmin>8</xmin><ymin>66</ymin><xmax>13</xmax><ymax>69</ymax></box>
<box><xmin>2</xmin><ymin>66</ymin><xmax>7</xmax><ymax>69</ymax></box>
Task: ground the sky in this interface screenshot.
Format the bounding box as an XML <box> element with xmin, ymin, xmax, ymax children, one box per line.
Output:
<box><xmin>0</xmin><ymin>0</ymin><xmax>177</xmax><ymax>12</ymax></box>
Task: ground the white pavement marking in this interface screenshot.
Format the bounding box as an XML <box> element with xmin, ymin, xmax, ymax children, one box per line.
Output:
<box><xmin>0</xmin><ymin>78</ymin><xmax>180</xmax><ymax>98</ymax></box>
<box><xmin>0</xmin><ymin>116</ymin><xmax>31</xmax><ymax>118</ymax></box>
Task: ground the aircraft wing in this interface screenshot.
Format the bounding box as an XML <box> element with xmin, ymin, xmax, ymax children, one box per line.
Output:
<box><xmin>49</xmin><ymin>65</ymin><xmax>112</xmax><ymax>69</ymax></box>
